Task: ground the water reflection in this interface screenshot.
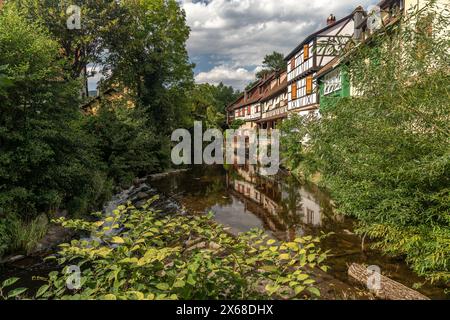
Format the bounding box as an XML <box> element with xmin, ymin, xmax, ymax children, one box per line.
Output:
<box><xmin>223</xmin><ymin>164</ymin><xmax>337</xmax><ymax>240</ymax></box>
<box><xmin>151</xmin><ymin>164</ymin><xmax>341</xmax><ymax>241</ymax></box>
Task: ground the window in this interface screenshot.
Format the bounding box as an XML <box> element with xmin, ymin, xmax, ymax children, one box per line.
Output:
<box><xmin>306</xmin><ymin>76</ymin><xmax>313</xmax><ymax>95</ymax></box>
<box><xmin>323</xmin><ymin>69</ymin><xmax>342</xmax><ymax>95</ymax></box>
<box><xmin>290</xmin><ymin>58</ymin><xmax>295</xmax><ymax>70</ymax></box>
<box><xmin>247</xmin><ymin>106</ymin><xmax>251</xmax><ymax>115</ymax></box>
<box><xmin>291</xmin><ymin>82</ymin><xmax>297</xmax><ymax>100</ymax></box>
<box><xmin>303</xmin><ymin>44</ymin><xmax>309</xmax><ymax>60</ymax></box>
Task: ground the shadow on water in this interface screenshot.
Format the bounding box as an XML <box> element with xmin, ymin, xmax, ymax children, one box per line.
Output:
<box><xmin>151</xmin><ymin>164</ymin><xmax>448</xmax><ymax>299</ymax></box>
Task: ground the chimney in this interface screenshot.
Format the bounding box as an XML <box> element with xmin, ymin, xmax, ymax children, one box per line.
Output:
<box><xmin>353</xmin><ymin>6</ymin><xmax>365</xmax><ymax>41</ymax></box>
<box><xmin>327</xmin><ymin>14</ymin><xmax>336</xmax><ymax>26</ymax></box>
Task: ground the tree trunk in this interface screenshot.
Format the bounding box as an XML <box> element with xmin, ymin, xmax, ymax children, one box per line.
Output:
<box><xmin>348</xmin><ymin>263</ymin><xmax>430</xmax><ymax>300</ymax></box>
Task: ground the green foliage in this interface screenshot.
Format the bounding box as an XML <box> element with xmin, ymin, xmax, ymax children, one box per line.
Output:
<box><xmin>0</xmin><ymin>213</ymin><xmax>48</xmax><ymax>256</ymax></box>
<box><xmin>0</xmin><ymin>217</ymin><xmax>11</xmax><ymax>257</ymax></box>
<box><xmin>281</xmin><ymin>2</ymin><xmax>450</xmax><ymax>282</ymax></box>
<box><xmin>1</xmin><ymin>199</ymin><xmax>327</xmax><ymax>300</ymax></box>
<box><xmin>0</xmin><ymin>4</ymin><xmax>106</xmax><ymax>219</ymax></box>
<box><xmin>0</xmin><ymin>277</ymin><xmax>28</xmax><ymax>300</ymax></box>
<box><xmin>16</xmin><ymin>0</ymin><xmax>126</xmax><ymax>79</ymax></box>
<box><xmin>103</xmin><ymin>0</ymin><xmax>194</xmax><ymax>135</ymax></box>
<box><xmin>279</xmin><ymin>114</ymin><xmax>309</xmax><ymax>176</ymax></box>
<box><xmin>256</xmin><ymin>51</ymin><xmax>287</xmax><ymax>80</ymax></box>
<box><xmin>229</xmin><ymin>119</ymin><xmax>246</xmax><ymax>130</ymax></box>
<box><xmin>83</xmin><ymin>101</ymin><xmax>169</xmax><ymax>186</ymax></box>
<box><xmin>187</xmin><ymin>83</ymin><xmax>238</xmax><ymax>129</ymax></box>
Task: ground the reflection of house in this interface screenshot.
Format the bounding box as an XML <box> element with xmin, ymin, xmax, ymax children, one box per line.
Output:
<box><xmin>298</xmin><ymin>187</ymin><xmax>322</xmax><ymax>226</ymax></box>
<box><xmin>230</xmin><ymin>166</ymin><xmax>323</xmax><ymax>228</ymax></box>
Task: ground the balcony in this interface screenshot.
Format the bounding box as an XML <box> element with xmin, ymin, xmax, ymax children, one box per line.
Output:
<box><xmin>261</xmin><ymin>105</ymin><xmax>288</xmax><ymax>120</ymax></box>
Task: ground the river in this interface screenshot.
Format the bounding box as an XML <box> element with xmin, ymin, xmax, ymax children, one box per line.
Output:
<box><xmin>150</xmin><ymin>164</ymin><xmax>448</xmax><ymax>299</ymax></box>
<box><xmin>1</xmin><ymin>164</ymin><xmax>447</xmax><ymax>299</ymax></box>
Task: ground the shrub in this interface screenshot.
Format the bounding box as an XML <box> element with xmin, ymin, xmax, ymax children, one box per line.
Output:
<box><xmin>1</xmin><ymin>198</ymin><xmax>327</xmax><ymax>300</ymax></box>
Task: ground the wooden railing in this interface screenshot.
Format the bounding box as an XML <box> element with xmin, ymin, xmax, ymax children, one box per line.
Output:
<box><xmin>261</xmin><ymin>105</ymin><xmax>288</xmax><ymax>119</ymax></box>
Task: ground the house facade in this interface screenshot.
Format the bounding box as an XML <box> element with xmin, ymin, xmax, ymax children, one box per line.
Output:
<box><xmin>285</xmin><ymin>12</ymin><xmax>356</xmax><ymax>116</ymax></box>
<box><xmin>227</xmin><ymin>80</ymin><xmax>263</xmax><ymax>130</ymax></box>
<box><xmin>315</xmin><ymin>0</ymin><xmax>448</xmax><ymax>112</ymax></box>
<box><xmin>257</xmin><ymin>71</ymin><xmax>288</xmax><ymax>130</ymax></box>
<box><xmin>315</xmin><ymin>58</ymin><xmax>351</xmax><ymax>112</ymax></box>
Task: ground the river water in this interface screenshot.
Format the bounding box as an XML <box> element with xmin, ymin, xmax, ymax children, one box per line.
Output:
<box><xmin>150</xmin><ymin>165</ymin><xmax>448</xmax><ymax>299</ymax></box>
<box><xmin>1</xmin><ymin>164</ymin><xmax>447</xmax><ymax>299</ymax></box>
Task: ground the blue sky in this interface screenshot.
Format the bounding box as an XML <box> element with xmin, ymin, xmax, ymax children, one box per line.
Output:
<box><xmin>181</xmin><ymin>0</ymin><xmax>377</xmax><ymax>89</ymax></box>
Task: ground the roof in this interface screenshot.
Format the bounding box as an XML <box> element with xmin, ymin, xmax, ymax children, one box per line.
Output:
<box><xmin>227</xmin><ymin>72</ymin><xmax>280</xmax><ymax>111</ymax></box>
<box><xmin>260</xmin><ymin>73</ymin><xmax>287</xmax><ymax>102</ymax></box>
<box><xmin>226</xmin><ymin>93</ymin><xmax>245</xmax><ymax>111</ymax></box>
<box><xmin>315</xmin><ymin>11</ymin><xmax>402</xmax><ymax>79</ymax></box>
<box><xmin>284</xmin><ymin>12</ymin><xmax>355</xmax><ymax>61</ymax></box>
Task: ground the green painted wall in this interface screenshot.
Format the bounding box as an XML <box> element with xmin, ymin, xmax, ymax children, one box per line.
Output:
<box><xmin>318</xmin><ymin>67</ymin><xmax>350</xmax><ymax>112</ymax></box>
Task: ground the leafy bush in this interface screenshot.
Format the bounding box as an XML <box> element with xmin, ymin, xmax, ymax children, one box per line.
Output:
<box><xmin>82</xmin><ymin>101</ymin><xmax>170</xmax><ymax>187</ymax></box>
<box><xmin>229</xmin><ymin>119</ymin><xmax>246</xmax><ymax>130</ymax></box>
<box><xmin>0</xmin><ymin>218</ymin><xmax>11</xmax><ymax>258</ymax></box>
<box><xmin>281</xmin><ymin>2</ymin><xmax>450</xmax><ymax>282</ymax></box>
<box><xmin>1</xmin><ymin>198</ymin><xmax>327</xmax><ymax>300</ymax></box>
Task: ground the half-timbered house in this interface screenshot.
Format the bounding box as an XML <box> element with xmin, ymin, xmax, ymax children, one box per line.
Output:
<box><xmin>257</xmin><ymin>71</ymin><xmax>288</xmax><ymax>130</ymax></box>
<box><xmin>285</xmin><ymin>11</ymin><xmax>357</xmax><ymax>116</ymax></box>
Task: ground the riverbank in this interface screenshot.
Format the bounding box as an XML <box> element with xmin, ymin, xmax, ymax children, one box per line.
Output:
<box><xmin>0</xmin><ymin>169</ymin><xmax>191</xmax><ymax>265</ymax></box>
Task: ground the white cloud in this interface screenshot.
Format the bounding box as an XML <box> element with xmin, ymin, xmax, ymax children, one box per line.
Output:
<box><xmin>195</xmin><ymin>65</ymin><xmax>259</xmax><ymax>88</ymax></box>
<box><xmin>181</xmin><ymin>0</ymin><xmax>377</xmax><ymax>89</ymax></box>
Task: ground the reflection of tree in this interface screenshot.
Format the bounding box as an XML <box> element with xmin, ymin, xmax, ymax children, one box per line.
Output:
<box><xmin>278</xmin><ymin>175</ymin><xmax>303</xmax><ymax>228</ymax></box>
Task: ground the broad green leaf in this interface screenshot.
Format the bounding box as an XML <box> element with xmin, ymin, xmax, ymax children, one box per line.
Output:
<box><xmin>294</xmin><ymin>285</ymin><xmax>306</xmax><ymax>295</ymax></box>
<box><xmin>307</xmin><ymin>287</ymin><xmax>321</xmax><ymax>297</ymax></box>
<box><xmin>35</xmin><ymin>285</ymin><xmax>50</xmax><ymax>298</ymax></box>
<box><xmin>173</xmin><ymin>280</ymin><xmax>185</xmax><ymax>288</ymax></box>
<box><xmin>156</xmin><ymin>283</ymin><xmax>169</xmax><ymax>291</ymax></box>
<box><xmin>279</xmin><ymin>253</ymin><xmax>290</xmax><ymax>260</ymax></box>
<box><xmin>111</xmin><ymin>236</ymin><xmax>125</xmax><ymax>244</ymax></box>
<box><xmin>2</xmin><ymin>278</ymin><xmax>19</xmax><ymax>289</ymax></box>
<box><xmin>7</xmin><ymin>287</ymin><xmax>28</xmax><ymax>299</ymax></box>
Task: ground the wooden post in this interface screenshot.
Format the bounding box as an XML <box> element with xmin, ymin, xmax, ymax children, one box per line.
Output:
<box><xmin>348</xmin><ymin>263</ymin><xmax>430</xmax><ymax>300</ymax></box>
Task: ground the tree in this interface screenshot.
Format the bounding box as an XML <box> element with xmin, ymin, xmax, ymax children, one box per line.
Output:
<box><xmin>82</xmin><ymin>99</ymin><xmax>168</xmax><ymax>186</ymax></box>
<box><xmin>16</xmin><ymin>0</ymin><xmax>126</xmax><ymax>80</ymax></box>
<box><xmin>256</xmin><ymin>51</ymin><xmax>286</xmax><ymax>79</ymax></box>
<box><xmin>211</xmin><ymin>82</ymin><xmax>241</xmax><ymax>114</ymax></box>
<box><xmin>103</xmin><ymin>0</ymin><xmax>194</xmax><ymax>133</ymax></box>
<box><xmin>0</xmin><ymin>4</ymin><xmax>108</xmax><ymax>218</ymax></box>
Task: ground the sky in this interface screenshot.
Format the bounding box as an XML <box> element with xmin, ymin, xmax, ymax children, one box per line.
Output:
<box><xmin>181</xmin><ymin>0</ymin><xmax>377</xmax><ymax>90</ymax></box>
<box><xmin>88</xmin><ymin>0</ymin><xmax>377</xmax><ymax>91</ymax></box>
